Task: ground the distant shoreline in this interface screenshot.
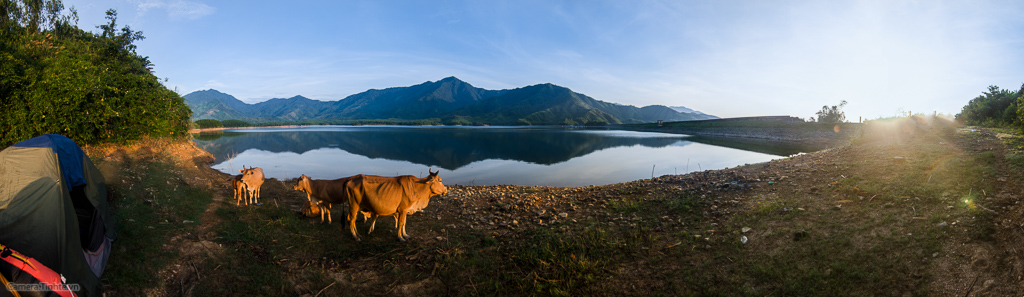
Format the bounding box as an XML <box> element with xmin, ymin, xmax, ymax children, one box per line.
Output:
<box><xmin>187</xmin><ymin>124</ymin><xmax>593</xmax><ymax>134</ymax></box>
<box><xmin>188</xmin><ymin>125</ymin><xmax>307</xmax><ymax>133</ymax></box>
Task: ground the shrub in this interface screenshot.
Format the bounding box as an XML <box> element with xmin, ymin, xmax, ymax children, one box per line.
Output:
<box><xmin>0</xmin><ymin>4</ymin><xmax>192</xmax><ymax>147</ymax></box>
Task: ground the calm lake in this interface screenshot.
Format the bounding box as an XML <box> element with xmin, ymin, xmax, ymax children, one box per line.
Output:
<box><xmin>192</xmin><ymin>126</ymin><xmax>819</xmax><ymax>187</ymax></box>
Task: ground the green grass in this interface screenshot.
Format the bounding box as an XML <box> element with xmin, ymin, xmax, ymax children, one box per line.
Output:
<box><xmin>102</xmin><ymin>161</ymin><xmax>213</xmax><ymax>294</ymax></box>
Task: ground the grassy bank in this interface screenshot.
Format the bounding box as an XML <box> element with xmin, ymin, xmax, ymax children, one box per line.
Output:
<box><xmin>89</xmin><ymin>116</ymin><xmax>1024</xmax><ymax>296</ymax></box>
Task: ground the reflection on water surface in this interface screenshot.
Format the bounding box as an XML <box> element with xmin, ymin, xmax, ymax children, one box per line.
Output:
<box><xmin>193</xmin><ymin>126</ymin><xmax>812</xmax><ymax>186</ymax></box>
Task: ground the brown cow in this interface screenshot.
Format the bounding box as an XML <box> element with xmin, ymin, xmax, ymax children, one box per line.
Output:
<box><xmin>346</xmin><ymin>170</ymin><xmax>447</xmax><ymax>241</ymax></box>
<box><xmin>228</xmin><ymin>174</ymin><xmax>248</xmax><ymax>206</ymax></box>
<box><xmin>293</xmin><ymin>174</ymin><xmax>376</xmax><ymax>225</ymax></box>
<box><xmin>239</xmin><ymin>166</ymin><xmax>265</xmax><ymax>205</ymax></box>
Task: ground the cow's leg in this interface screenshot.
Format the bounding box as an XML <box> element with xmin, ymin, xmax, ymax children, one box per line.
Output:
<box><xmin>370</xmin><ymin>215</ymin><xmax>383</xmax><ymax>234</ymax></box>
<box><xmin>348</xmin><ymin>203</ymin><xmax>361</xmax><ymax>241</ymax></box>
<box><xmin>396</xmin><ymin>212</ymin><xmax>408</xmax><ymax>241</ymax></box>
<box><xmin>400</xmin><ymin>214</ymin><xmax>410</xmax><ymax>240</ymax></box>
<box><xmin>254</xmin><ymin>186</ymin><xmax>260</xmax><ymax>205</ymax></box>
<box><xmin>325</xmin><ymin>204</ymin><xmax>332</xmax><ymax>224</ymax></box>
<box><xmin>320</xmin><ymin>203</ymin><xmax>331</xmax><ymax>224</ymax></box>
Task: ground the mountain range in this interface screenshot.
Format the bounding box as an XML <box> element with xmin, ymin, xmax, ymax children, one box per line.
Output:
<box><xmin>183</xmin><ymin>77</ymin><xmax>717</xmax><ymax>125</ymax></box>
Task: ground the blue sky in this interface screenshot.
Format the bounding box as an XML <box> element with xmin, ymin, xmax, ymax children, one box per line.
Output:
<box><xmin>65</xmin><ymin>0</ymin><xmax>1024</xmax><ymax>120</ymax></box>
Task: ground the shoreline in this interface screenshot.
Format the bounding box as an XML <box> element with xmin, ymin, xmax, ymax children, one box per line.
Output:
<box><xmin>188</xmin><ymin>125</ymin><xmax>308</xmax><ymax>133</ymax></box>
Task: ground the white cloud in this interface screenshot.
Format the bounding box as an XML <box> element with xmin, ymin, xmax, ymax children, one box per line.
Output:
<box><xmin>136</xmin><ymin>0</ymin><xmax>214</xmax><ymax>20</ymax></box>
<box><xmin>167</xmin><ymin>1</ymin><xmax>214</xmax><ymax>19</ymax></box>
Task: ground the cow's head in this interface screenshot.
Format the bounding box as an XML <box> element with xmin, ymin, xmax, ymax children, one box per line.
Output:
<box><xmin>425</xmin><ymin>169</ymin><xmax>447</xmax><ymax>196</ymax></box>
<box><xmin>293</xmin><ymin>174</ymin><xmax>311</xmax><ymax>194</ymax></box>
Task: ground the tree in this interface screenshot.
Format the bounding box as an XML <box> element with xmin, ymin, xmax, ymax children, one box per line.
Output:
<box><xmin>815</xmin><ymin>100</ymin><xmax>847</xmax><ymax>123</ymax></box>
<box><xmin>195</xmin><ymin>119</ymin><xmax>222</xmax><ymax>129</ymax></box>
<box><xmin>958</xmin><ymin>85</ymin><xmax>1020</xmax><ymax>127</ymax></box>
<box><xmin>221</xmin><ymin>119</ymin><xmax>252</xmax><ymax>128</ymax></box>
<box><xmin>98</xmin><ymin>9</ymin><xmax>143</xmax><ymax>54</ymax></box>
<box><xmin>0</xmin><ymin>0</ymin><xmax>192</xmax><ymax>147</ymax></box>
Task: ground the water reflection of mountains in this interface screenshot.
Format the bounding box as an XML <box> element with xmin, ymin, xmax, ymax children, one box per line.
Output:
<box><xmin>193</xmin><ymin>128</ymin><xmax>691</xmax><ymax>170</ymax></box>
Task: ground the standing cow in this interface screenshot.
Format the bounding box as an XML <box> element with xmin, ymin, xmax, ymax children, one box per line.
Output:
<box><xmin>293</xmin><ymin>174</ymin><xmax>352</xmax><ymax>223</ymax></box>
<box><xmin>239</xmin><ymin>166</ymin><xmax>265</xmax><ymax>205</ymax></box>
<box><xmin>346</xmin><ymin>170</ymin><xmax>447</xmax><ymax>242</ymax></box>
<box><xmin>293</xmin><ymin>174</ymin><xmax>382</xmax><ymax>227</ymax></box>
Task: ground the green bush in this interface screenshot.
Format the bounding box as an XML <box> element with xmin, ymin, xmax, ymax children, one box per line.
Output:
<box><xmin>0</xmin><ymin>3</ymin><xmax>191</xmax><ymax>147</ymax></box>
<box><xmin>958</xmin><ymin>85</ymin><xmax>1023</xmax><ymax>127</ymax></box>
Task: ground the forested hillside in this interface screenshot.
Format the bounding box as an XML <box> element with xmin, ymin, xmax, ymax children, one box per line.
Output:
<box><xmin>184</xmin><ymin>77</ymin><xmax>718</xmax><ymax>126</ymax></box>
<box><xmin>0</xmin><ymin>0</ymin><xmax>191</xmax><ymax>147</ymax></box>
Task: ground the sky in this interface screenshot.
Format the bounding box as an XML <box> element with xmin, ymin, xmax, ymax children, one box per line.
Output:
<box><xmin>64</xmin><ymin>0</ymin><xmax>1024</xmax><ymax>120</ymax></box>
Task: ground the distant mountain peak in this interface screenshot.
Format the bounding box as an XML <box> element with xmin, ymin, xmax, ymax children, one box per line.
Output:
<box><xmin>183</xmin><ymin>78</ymin><xmax>718</xmax><ymax>123</ymax></box>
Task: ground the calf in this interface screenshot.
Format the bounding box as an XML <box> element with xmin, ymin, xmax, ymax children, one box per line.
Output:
<box><xmin>228</xmin><ymin>175</ymin><xmax>248</xmax><ymax>206</ymax></box>
<box><xmin>239</xmin><ymin>166</ymin><xmax>265</xmax><ymax>205</ymax></box>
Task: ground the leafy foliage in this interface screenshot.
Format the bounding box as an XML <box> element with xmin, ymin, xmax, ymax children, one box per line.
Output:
<box><xmin>220</xmin><ymin>119</ymin><xmax>251</xmax><ymax>128</ymax></box>
<box><xmin>0</xmin><ymin>0</ymin><xmax>191</xmax><ymax>147</ymax></box>
<box><xmin>957</xmin><ymin>85</ymin><xmax>1023</xmax><ymax>127</ymax></box>
<box><xmin>194</xmin><ymin>119</ymin><xmax>222</xmax><ymax>129</ymax></box>
<box><xmin>815</xmin><ymin>100</ymin><xmax>847</xmax><ymax>123</ymax></box>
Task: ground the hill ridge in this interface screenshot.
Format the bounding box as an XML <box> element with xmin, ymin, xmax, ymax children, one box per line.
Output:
<box><xmin>184</xmin><ymin>77</ymin><xmax>718</xmax><ymax>125</ymax></box>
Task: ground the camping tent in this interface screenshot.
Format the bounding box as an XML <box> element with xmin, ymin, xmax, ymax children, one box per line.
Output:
<box><xmin>0</xmin><ymin>134</ymin><xmax>115</xmax><ymax>297</ymax></box>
